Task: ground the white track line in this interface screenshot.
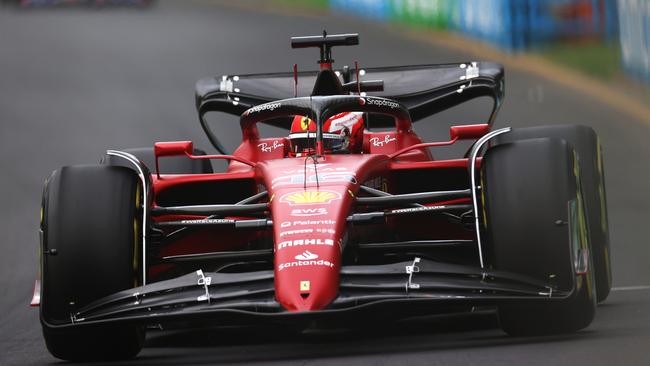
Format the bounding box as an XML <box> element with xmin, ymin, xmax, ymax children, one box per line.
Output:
<box><xmin>611</xmin><ymin>285</ymin><xmax>650</xmax><ymax>292</ymax></box>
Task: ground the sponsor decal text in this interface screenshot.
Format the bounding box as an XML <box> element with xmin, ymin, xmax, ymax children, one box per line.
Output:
<box><xmin>370</xmin><ymin>136</ymin><xmax>397</xmax><ymax>147</ymax></box>
<box><xmin>258</xmin><ymin>140</ymin><xmax>284</xmax><ymax>152</ymax></box>
<box><xmin>277</xmin><ymin>238</ymin><xmax>334</xmax><ymax>250</ymax></box>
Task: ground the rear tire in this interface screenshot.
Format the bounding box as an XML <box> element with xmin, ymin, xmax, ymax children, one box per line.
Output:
<box><xmin>40</xmin><ymin>165</ymin><xmax>145</xmax><ymax>361</ymax></box>
<box><xmin>482</xmin><ymin>138</ymin><xmax>596</xmax><ymax>336</ymax></box>
<box><xmin>497</xmin><ymin>125</ymin><xmax>611</xmax><ymax>302</ymax></box>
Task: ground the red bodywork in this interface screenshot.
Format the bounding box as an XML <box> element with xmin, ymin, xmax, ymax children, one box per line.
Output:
<box><xmin>149</xmin><ymin>119</ymin><xmax>487</xmax><ymax>312</ymax></box>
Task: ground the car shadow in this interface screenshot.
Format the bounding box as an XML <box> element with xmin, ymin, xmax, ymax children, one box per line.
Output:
<box><xmin>55</xmin><ymin>311</ymin><xmax>589</xmax><ymax>365</ymax></box>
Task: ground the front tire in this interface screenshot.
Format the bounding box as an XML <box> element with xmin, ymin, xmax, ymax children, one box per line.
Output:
<box><xmin>482</xmin><ymin>138</ymin><xmax>596</xmax><ymax>336</ymax></box>
<box><xmin>497</xmin><ymin>125</ymin><xmax>611</xmax><ymax>302</ymax></box>
<box><xmin>40</xmin><ymin>165</ymin><xmax>145</xmax><ymax>361</ymax></box>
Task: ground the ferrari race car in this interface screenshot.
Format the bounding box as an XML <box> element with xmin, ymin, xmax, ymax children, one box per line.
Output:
<box><xmin>34</xmin><ymin>32</ymin><xmax>611</xmax><ymax>361</ymax></box>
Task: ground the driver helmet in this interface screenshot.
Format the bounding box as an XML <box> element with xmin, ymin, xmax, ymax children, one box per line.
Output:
<box><xmin>288</xmin><ymin>112</ymin><xmax>364</xmax><ymax>156</ymax></box>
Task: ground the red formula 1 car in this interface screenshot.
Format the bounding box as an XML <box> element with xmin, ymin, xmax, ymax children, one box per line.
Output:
<box><xmin>34</xmin><ymin>33</ymin><xmax>611</xmax><ymax>361</ymax></box>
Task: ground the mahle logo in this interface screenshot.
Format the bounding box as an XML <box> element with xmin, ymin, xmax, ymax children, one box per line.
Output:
<box><xmin>277</xmin><ymin>238</ymin><xmax>334</xmax><ymax>250</ymax></box>
<box><xmin>280</xmin><ymin>190</ymin><xmax>341</xmax><ymax>205</ymax></box>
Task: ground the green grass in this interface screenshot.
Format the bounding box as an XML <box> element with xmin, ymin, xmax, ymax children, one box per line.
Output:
<box><xmin>536</xmin><ymin>41</ymin><xmax>623</xmax><ymax>81</ymax></box>
<box><xmin>275</xmin><ymin>0</ymin><xmax>329</xmax><ymax>10</ymax></box>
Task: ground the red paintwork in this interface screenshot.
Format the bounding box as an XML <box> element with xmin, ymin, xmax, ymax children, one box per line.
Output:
<box><xmin>260</xmin><ymin>154</ymin><xmax>388</xmax><ymax>310</ymax></box>
<box><xmin>430</xmin><ymin>197</ymin><xmax>472</xmax><ymax>206</ymax></box>
<box><xmin>388</xmin><ymin>137</ymin><xmax>457</xmax><ymax>159</ymax></box>
<box><xmin>154</xmin><ymin>140</ymin><xmax>256</xmax><ymax>179</ymax></box>
<box><xmin>155</xmin><ymin>141</ymin><xmax>194</xmax><ymax>178</ymax></box>
<box><xmin>158</xmin><ymin>226</ymin><xmax>258</xmax><ymax>258</ymax></box>
<box><xmin>364</xmin><ymin>130</ymin><xmax>429</xmax><ymax>158</ymax></box>
<box><xmin>449</xmin><ymin>124</ymin><xmax>490</xmax><ymax>140</ymax></box>
<box><xmin>155</xmin><ymin>141</ymin><xmax>193</xmax><ymax>157</ymax></box>
<box><xmin>150</xmin><ymin>123</ymin><xmax>489</xmax><ymax>312</ymax></box>
<box><xmin>388</xmin><ymin>158</ymin><xmax>482</xmax><ymax>170</ymax></box>
<box><xmin>188</xmin><ymin>154</ymin><xmax>256</xmax><ymax>167</ymax></box>
<box><xmin>152</xmin><ymin>171</ymin><xmax>255</xmax><ymax>199</ymax></box>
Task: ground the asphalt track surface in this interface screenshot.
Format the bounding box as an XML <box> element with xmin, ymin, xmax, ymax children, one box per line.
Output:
<box><xmin>1</xmin><ymin>1</ymin><xmax>650</xmax><ymax>365</ymax></box>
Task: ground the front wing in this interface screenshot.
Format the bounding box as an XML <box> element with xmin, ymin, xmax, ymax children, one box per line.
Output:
<box><xmin>43</xmin><ymin>258</ymin><xmax>573</xmax><ymax>329</ymax></box>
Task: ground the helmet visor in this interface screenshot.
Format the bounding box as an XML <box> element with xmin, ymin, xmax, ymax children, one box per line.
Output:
<box><xmin>289</xmin><ymin>132</ymin><xmax>345</xmax><ymax>154</ymax></box>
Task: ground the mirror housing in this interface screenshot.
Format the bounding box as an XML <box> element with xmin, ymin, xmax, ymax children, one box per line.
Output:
<box><xmin>154</xmin><ymin>141</ymin><xmax>193</xmax><ymax>179</ymax></box>
<box><xmin>154</xmin><ymin>141</ymin><xmax>193</xmax><ymax>157</ymax></box>
<box><xmin>449</xmin><ymin>124</ymin><xmax>490</xmax><ymax>140</ymax></box>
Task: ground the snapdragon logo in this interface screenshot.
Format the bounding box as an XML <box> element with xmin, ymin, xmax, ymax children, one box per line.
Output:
<box><xmin>364</xmin><ymin>98</ymin><xmax>399</xmax><ymax>109</ymax></box>
<box><xmin>245</xmin><ymin>102</ymin><xmax>281</xmax><ymax>115</ymax></box>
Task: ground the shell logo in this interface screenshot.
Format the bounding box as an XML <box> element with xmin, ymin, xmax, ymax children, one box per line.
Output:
<box><xmin>280</xmin><ymin>190</ymin><xmax>341</xmax><ymax>205</ymax></box>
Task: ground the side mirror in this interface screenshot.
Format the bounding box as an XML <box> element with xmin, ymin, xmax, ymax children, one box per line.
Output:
<box><xmin>449</xmin><ymin>124</ymin><xmax>490</xmax><ymax>140</ymax></box>
<box><xmin>154</xmin><ymin>141</ymin><xmax>193</xmax><ymax>157</ymax></box>
<box><xmin>154</xmin><ymin>141</ymin><xmax>193</xmax><ymax>178</ymax></box>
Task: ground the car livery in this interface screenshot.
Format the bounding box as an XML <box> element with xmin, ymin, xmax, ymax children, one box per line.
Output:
<box><xmin>35</xmin><ymin>32</ymin><xmax>612</xmax><ymax>361</ymax></box>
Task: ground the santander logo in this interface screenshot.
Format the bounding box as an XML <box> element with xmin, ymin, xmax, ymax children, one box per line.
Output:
<box><xmin>295</xmin><ymin>250</ymin><xmax>318</xmax><ymax>260</ymax></box>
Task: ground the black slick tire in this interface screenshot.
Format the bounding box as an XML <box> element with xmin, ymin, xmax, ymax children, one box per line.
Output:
<box><xmin>497</xmin><ymin>125</ymin><xmax>611</xmax><ymax>302</ymax></box>
<box><xmin>40</xmin><ymin>165</ymin><xmax>145</xmax><ymax>361</ymax></box>
<box><xmin>482</xmin><ymin>138</ymin><xmax>596</xmax><ymax>336</ymax></box>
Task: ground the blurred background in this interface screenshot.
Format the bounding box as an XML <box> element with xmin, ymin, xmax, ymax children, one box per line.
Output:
<box><xmin>1</xmin><ymin>0</ymin><xmax>649</xmax><ymax>365</ymax></box>
<box><xmin>301</xmin><ymin>0</ymin><xmax>650</xmax><ymax>89</ymax></box>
